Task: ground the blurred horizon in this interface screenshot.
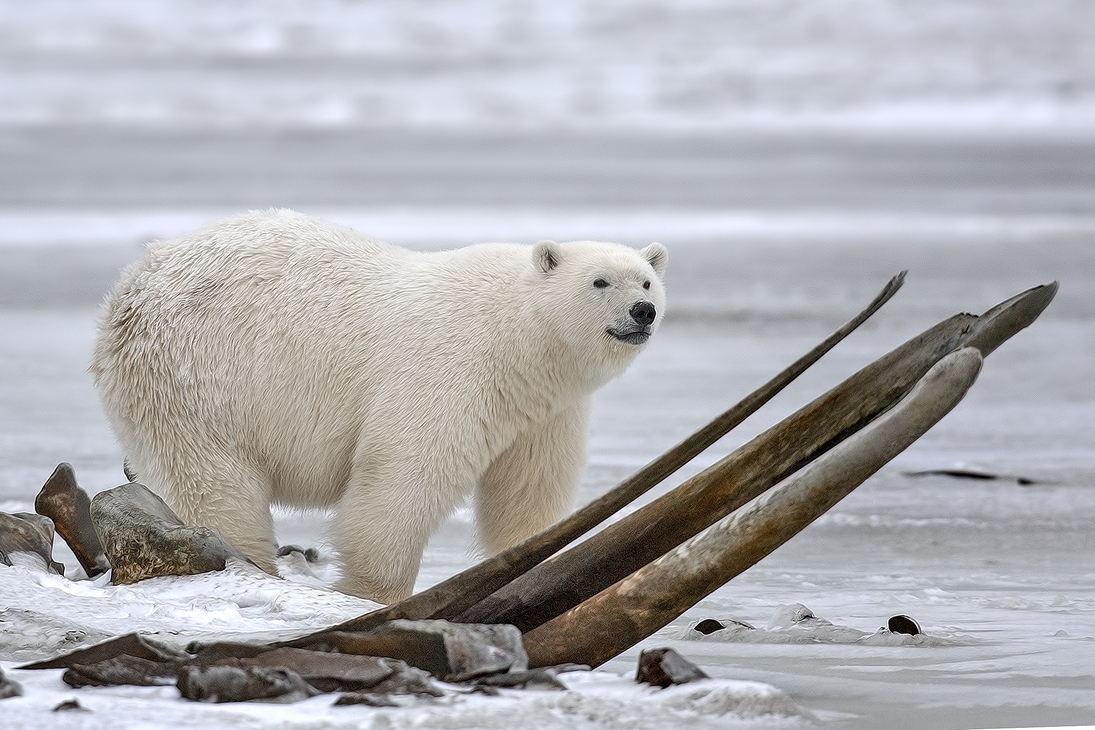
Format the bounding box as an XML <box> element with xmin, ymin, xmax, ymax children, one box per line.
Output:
<box><xmin>2</xmin><ymin>0</ymin><xmax>1093</xmax><ymax>133</ymax></box>
<box><xmin>1</xmin><ymin>1</ymin><xmax>1093</xmax><ymax>269</ymax></box>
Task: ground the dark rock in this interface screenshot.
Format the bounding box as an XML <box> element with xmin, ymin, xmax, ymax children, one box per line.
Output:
<box><xmin>887</xmin><ymin>614</ymin><xmax>922</xmax><ymax>636</ymax></box>
<box><xmin>90</xmin><ymin>482</ymin><xmax>256</xmax><ymax>584</ymax></box>
<box><xmin>177</xmin><ymin>664</ymin><xmax>319</xmax><ymax>703</ymax></box>
<box><xmin>21</xmin><ymin>632</ymin><xmax>190</xmax><ymax>670</ymax></box>
<box><xmin>693</xmin><ymin>619</ymin><xmax>726</xmax><ymax>635</ymax></box>
<box><xmin>63</xmin><ymin>654</ymin><xmax>179</xmax><ymax>688</ymax></box>
<box><xmin>276</xmin><ymin>544</ymin><xmax>320</xmax><ymax>562</ymax></box>
<box><xmin>636</xmin><ymin>648</ymin><xmax>709</xmax><ymax>688</ymax></box>
<box><xmin>35</xmin><ymin>462</ymin><xmax>111</xmax><ymax>578</ymax></box>
<box><xmin>53</xmin><ymin>699</ymin><xmax>88</xmax><ymax>712</ymax></box>
<box><xmin>240</xmin><ymin>647</ymin><xmax>399</xmax><ymax>692</ymax></box>
<box><xmin>0</xmin><ymin>511</ymin><xmax>64</xmax><ymax>574</ymax></box>
<box><xmin>299</xmin><ymin>620</ymin><xmax>526</xmax><ymax>682</ymax></box>
<box><xmin>0</xmin><ymin>668</ymin><xmax>24</xmax><ymax>699</ymax></box>
<box><xmin>688</xmin><ymin>617</ymin><xmax>756</xmax><ymax>636</ymax></box>
<box><xmin>903</xmin><ymin>469</ymin><xmax>1042</xmax><ymax>486</ymax></box>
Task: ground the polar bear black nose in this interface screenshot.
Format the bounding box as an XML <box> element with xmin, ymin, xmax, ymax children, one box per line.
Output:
<box><xmin>629</xmin><ymin>301</ymin><xmax>657</xmax><ymax>326</ymax></box>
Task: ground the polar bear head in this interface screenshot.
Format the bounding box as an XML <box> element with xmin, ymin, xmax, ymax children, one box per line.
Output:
<box><xmin>530</xmin><ymin>239</ymin><xmax>668</xmax><ymax>382</ymax></box>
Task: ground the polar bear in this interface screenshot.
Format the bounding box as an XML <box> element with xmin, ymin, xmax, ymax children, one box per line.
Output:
<box><xmin>90</xmin><ymin>209</ymin><xmax>667</xmax><ymax>603</ymax></box>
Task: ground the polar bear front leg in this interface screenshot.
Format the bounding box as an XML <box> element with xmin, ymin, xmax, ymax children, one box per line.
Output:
<box><xmin>333</xmin><ymin>457</ymin><xmax>467</xmax><ymax>604</ymax></box>
<box><xmin>475</xmin><ymin>400</ymin><xmax>592</xmax><ymax>555</ymax></box>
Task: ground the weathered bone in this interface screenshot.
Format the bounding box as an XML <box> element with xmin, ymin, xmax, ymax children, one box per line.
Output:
<box><xmin>292</xmin><ymin>273</ymin><xmax>906</xmax><ymax>640</ymax></box>
<box><xmin>35</xmin><ymin>463</ymin><xmax>111</xmax><ymax>578</ymax></box>
<box><xmin>522</xmin><ymin>347</ymin><xmax>984</xmax><ymax>668</ymax></box>
<box><xmin>453</xmin><ymin>283</ymin><xmax>1056</xmax><ymax>631</ymax></box>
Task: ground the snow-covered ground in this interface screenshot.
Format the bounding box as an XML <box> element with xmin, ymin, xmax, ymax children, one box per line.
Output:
<box><xmin>2</xmin><ymin>2</ymin><xmax>1094</xmax><ymax>728</ymax></box>
<box><xmin>2</xmin><ymin>229</ymin><xmax>1092</xmax><ymax>729</ymax></box>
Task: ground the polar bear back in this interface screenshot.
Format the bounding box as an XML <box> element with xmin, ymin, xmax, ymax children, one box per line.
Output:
<box><xmin>92</xmin><ymin>210</ymin><xmax>664</xmax><ymax>509</ymax></box>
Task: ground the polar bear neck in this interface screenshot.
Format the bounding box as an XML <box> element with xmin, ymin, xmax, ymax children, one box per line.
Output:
<box><xmin>412</xmin><ymin>245</ymin><xmax>616</xmax><ymax>421</ymax></box>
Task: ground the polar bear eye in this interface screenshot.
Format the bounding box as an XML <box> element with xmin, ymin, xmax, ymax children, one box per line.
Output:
<box><xmin>593</xmin><ymin>278</ymin><xmax>609</xmax><ymax>289</ymax></box>
<box><xmin>643</xmin><ymin>280</ymin><xmax>651</xmax><ymax>290</ymax></box>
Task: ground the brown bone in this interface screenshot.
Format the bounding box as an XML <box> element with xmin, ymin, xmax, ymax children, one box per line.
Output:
<box><xmin>523</xmin><ymin>347</ymin><xmax>983</xmax><ymax>668</ymax></box>
<box><xmin>288</xmin><ymin>272</ymin><xmax>906</xmax><ymax>642</ymax></box>
<box><xmin>35</xmin><ymin>463</ymin><xmax>111</xmax><ymax>578</ymax></box>
<box><xmin>454</xmin><ymin>282</ymin><xmax>1056</xmax><ymax>631</ymax></box>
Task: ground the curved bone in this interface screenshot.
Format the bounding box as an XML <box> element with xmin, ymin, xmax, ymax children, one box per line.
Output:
<box><xmin>455</xmin><ymin>282</ymin><xmax>1056</xmax><ymax>631</ymax></box>
<box><xmin>522</xmin><ymin>347</ymin><xmax>983</xmax><ymax>668</ymax></box>
<box><xmin>35</xmin><ymin>463</ymin><xmax>110</xmax><ymax>578</ymax></box>
<box><xmin>302</xmin><ymin>273</ymin><xmax>906</xmax><ymax>638</ymax></box>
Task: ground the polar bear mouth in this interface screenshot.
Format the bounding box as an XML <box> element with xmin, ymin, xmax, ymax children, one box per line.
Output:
<box><xmin>607</xmin><ymin>327</ymin><xmax>651</xmax><ymax>345</ymax></box>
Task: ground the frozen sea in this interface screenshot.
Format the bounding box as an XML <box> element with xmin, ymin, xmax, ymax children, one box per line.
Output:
<box><xmin>2</xmin><ymin>1</ymin><xmax>1095</xmax><ymax>728</ymax></box>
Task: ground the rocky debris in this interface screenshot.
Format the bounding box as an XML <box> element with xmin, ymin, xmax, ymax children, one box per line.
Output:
<box><xmin>636</xmin><ymin>648</ymin><xmax>709</xmax><ymax>688</ymax></box>
<box><xmin>34</xmin><ymin>463</ymin><xmax>111</xmax><ymax>578</ymax></box>
<box><xmin>334</xmin><ymin>691</ymin><xmax>401</xmax><ymax>707</ymax></box>
<box><xmin>63</xmin><ymin>654</ymin><xmax>179</xmax><ymax>688</ymax></box>
<box><xmin>0</xmin><ymin>668</ymin><xmax>24</xmax><ymax>699</ymax></box>
<box><xmin>470</xmin><ymin>663</ymin><xmax>589</xmax><ymax>691</ymax></box>
<box><xmin>177</xmin><ymin>664</ymin><xmax>320</xmax><ymax>703</ymax></box>
<box><xmin>21</xmin><ymin>631</ymin><xmax>190</xmax><ymax>670</ymax></box>
<box><xmin>300</xmin><ymin>620</ymin><xmax>527</xmax><ymax>682</ymax></box>
<box><xmin>239</xmin><ymin>647</ymin><xmax>400</xmax><ymax>692</ymax></box>
<box><xmin>276</xmin><ymin>544</ymin><xmax>320</xmax><ymax>562</ymax></box>
<box><xmin>188</xmin><ymin>640</ymin><xmax>280</xmax><ymax>662</ymax></box>
<box><xmin>887</xmin><ymin>614</ymin><xmax>922</xmax><ymax>636</ymax></box>
<box><xmin>90</xmin><ymin>482</ymin><xmax>256</xmax><ymax>584</ymax></box>
<box><xmin>52</xmin><ymin>698</ymin><xmax>88</xmax><ymax>712</ymax></box>
<box><xmin>192</xmin><ymin>650</ymin><xmax>443</xmax><ymax>703</ymax></box>
<box><xmin>363</xmin><ymin>664</ymin><xmax>445</xmax><ymax>698</ymax></box>
<box><xmin>0</xmin><ymin>511</ymin><xmax>64</xmax><ymax>574</ymax></box>
<box><xmin>334</xmin><ymin>664</ymin><xmax>445</xmax><ymax>704</ymax></box>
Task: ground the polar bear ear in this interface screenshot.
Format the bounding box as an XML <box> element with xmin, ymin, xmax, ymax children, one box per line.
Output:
<box><xmin>533</xmin><ymin>240</ymin><xmax>563</xmax><ymax>274</ymax></box>
<box><xmin>640</xmin><ymin>242</ymin><xmax>668</xmax><ymax>277</ymax></box>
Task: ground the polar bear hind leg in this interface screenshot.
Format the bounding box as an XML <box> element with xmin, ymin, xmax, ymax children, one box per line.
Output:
<box><xmin>127</xmin><ymin>446</ymin><xmax>280</xmax><ymax>575</ymax></box>
<box><xmin>333</xmin><ymin>455</ymin><xmax>473</xmax><ymax>603</ymax></box>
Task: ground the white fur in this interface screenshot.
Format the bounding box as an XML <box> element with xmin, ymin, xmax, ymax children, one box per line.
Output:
<box><xmin>90</xmin><ymin>209</ymin><xmax>667</xmax><ymax>603</ymax></box>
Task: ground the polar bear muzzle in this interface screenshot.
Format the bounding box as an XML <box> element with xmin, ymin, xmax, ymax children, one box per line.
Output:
<box><xmin>607</xmin><ymin>300</ymin><xmax>658</xmax><ymax>344</ymax></box>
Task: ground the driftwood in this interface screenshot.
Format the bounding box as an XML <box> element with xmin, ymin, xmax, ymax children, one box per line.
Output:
<box><xmin>522</xmin><ymin>348</ymin><xmax>982</xmax><ymax>667</ymax></box>
<box><xmin>451</xmin><ymin>282</ymin><xmax>1056</xmax><ymax>631</ymax></box>
<box><xmin>291</xmin><ymin>272</ymin><xmax>906</xmax><ymax>640</ymax></box>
